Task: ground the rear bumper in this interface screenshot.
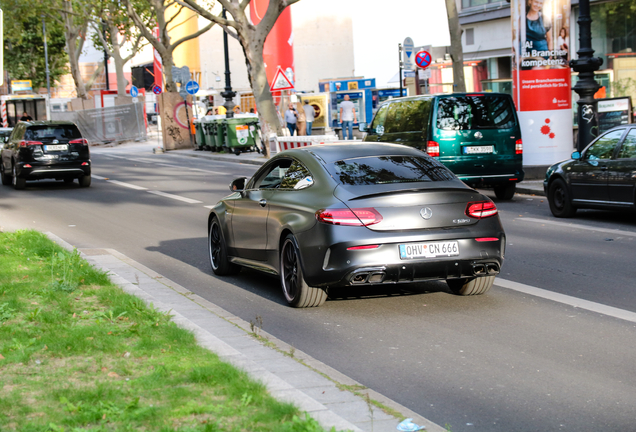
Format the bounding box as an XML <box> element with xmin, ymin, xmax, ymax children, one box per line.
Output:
<box><xmin>459</xmin><ymin>171</ymin><xmax>525</xmax><ymax>188</ymax></box>
<box><xmin>296</xmin><ymin>220</ymin><xmax>505</xmax><ymax>288</ymax></box>
<box><xmin>16</xmin><ymin>161</ymin><xmax>91</xmax><ymax>180</ymax></box>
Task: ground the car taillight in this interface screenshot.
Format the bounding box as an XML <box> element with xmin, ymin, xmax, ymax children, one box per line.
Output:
<box><xmin>515</xmin><ymin>139</ymin><xmax>523</xmax><ymax>155</ymax></box>
<box><xmin>466</xmin><ymin>201</ymin><xmax>498</xmax><ymax>219</ymax></box>
<box><xmin>316</xmin><ymin>208</ymin><xmax>383</xmax><ymax>226</ymax></box>
<box><xmin>347</xmin><ymin>244</ymin><xmax>380</xmax><ymax>250</ymax></box>
<box><xmin>70</xmin><ymin>138</ymin><xmax>88</xmax><ymax>145</ymax></box>
<box><xmin>19</xmin><ymin>140</ymin><xmax>42</xmax><ymax>147</ymax></box>
<box><xmin>427</xmin><ymin>141</ymin><xmax>440</xmax><ymax>157</ymax></box>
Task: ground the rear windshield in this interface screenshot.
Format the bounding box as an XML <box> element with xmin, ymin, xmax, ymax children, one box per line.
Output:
<box><xmin>436</xmin><ymin>95</ymin><xmax>516</xmax><ymax>130</ymax></box>
<box><xmin>25</xmin><ymin>125</ymin><xmax>81</xmax><ymax>141</ymax></box>
<box><xmin>330</xmin><ymin>155</ymin><xmax>456</xmax><ymax>186</ymax></box>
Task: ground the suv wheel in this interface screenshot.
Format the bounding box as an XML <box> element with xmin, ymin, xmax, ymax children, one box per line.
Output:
<box><xmin>12</xmin><ymin>164</ymin><xmax>26</xmax><ymax>190</ymax></box>
<box><xmin>494</xmin><ymin>183</ymin><xmax>515</xmax><ymax>200</ymax></box>
<box><xmin>1</xmin><ymin>162</ymin><xmax>11</xmax><ymax>186</ymax></box>
<box><xmin>548</xmin><ymin>179</ymin><xmax>576</xmax><ymax>218</ymax></box>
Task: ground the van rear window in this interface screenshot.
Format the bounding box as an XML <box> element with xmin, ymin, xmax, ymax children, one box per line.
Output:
<box><xmin>331</xmin><ymin>155</ymin><xmax>456</xmax><ymax>186</ymax></box>
<box><xmin>436</xmin><ymin>96</ymin><xmax>516</xmax><ymax>130</ymax></box>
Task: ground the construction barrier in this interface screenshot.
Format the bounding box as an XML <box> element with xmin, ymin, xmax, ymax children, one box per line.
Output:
<box><xmin>275</xmin><ymin>134</ymin><xmax>339</xmax><ymax>153</ymax></box>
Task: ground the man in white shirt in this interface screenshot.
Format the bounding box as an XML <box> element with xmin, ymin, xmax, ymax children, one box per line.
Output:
<box><xmin>339</xmin><ymin>95</ymin><xmax>357</xmax><ymax>140</ymax></box>
<box><xmin>303</xmin><ymin>100</ymin><xmax>316</xmax><ymax>136</ymax></box>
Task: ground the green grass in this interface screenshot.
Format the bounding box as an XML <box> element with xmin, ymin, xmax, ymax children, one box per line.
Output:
<box><xmin>0</xmin><ymin>230</ymin><xmax>331</xmax><ymax>432</ymax></box>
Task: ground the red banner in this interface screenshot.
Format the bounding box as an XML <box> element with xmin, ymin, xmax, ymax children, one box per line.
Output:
<box><xmin>517</xmin><ymin>68</ymin><xmax>571</xmax><ymax>111</ymax></box>
<box><xmin>153</xmin><ymin>26</ymin><xmax>163</xmax><ymax>90</ymax></box>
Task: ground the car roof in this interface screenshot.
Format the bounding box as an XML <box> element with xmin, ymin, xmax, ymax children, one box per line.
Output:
<box><xmin>19</xmin><ymin>120</ymin><xmax>77</xmax><ymax>127</ymax></box>
<box><xmin>287</xmin><ymin>142</ymin><xmax>428</xmax><ymax>163</ymax></box>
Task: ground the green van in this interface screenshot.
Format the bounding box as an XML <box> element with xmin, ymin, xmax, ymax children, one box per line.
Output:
<box><xmin>362</xmin><ymin>93</ymin><xmax>524</xmax><ymax>199</ymax></box>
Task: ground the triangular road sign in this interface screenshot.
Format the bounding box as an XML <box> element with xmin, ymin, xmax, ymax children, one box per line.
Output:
<box><xmin>270</xmin><ymin>67</ymin><xmax>294</xmax><ymax>91</ymax></box>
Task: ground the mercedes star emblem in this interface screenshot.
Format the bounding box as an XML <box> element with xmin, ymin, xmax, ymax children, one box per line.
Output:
<box><xmin>420</xmin><ymin>207</ymin><xmax>433</xmax><ymax>220</ymax></box>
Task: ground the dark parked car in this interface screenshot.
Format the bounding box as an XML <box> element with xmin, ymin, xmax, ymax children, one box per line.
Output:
<box><xmin>544</xmin><ymin>125</ymin><xmax>636</xmax><ymax>217</ymax></box>
<box><xmin>0</xmin><ymin>120</ymin><xmax>91</xmax><ymax>190</ymax></box>
<box><xmin>208</xmin><ymin>143</ymin><xmax>506</xmax><ymax>308</ymax></box>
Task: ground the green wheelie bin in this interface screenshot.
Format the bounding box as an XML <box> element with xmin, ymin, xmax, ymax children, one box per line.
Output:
<box><xmin>224</xmin><ymin>114</ymin><xmax>261</xmax><ymax>155</ymax></box>
<box><xmin>201</xmin><ymin>117</ymin><xmax>216</xmax><ymax>151</ymax></box>
<box><xmin>213</xmin><ymin>117</ymin><xmax>226</xmax><ymax>153</ymax></box>
<box><xmin>193</xmin><ymin>119</ymin><xmax>205</xmax><ymax>150</ymax></box>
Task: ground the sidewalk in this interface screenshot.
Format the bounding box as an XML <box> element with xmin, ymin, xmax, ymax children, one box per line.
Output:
<box><xmin>47</xmin><ymin>232</ymin><xmax>446</xmax><ymax>432</ymax></box>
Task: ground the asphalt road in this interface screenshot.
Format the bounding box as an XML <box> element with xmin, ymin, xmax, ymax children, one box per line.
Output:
<box><xmin>2</xmin><ymin>143</ymin><xmax>635</xmax><ymax>432</ymax></box>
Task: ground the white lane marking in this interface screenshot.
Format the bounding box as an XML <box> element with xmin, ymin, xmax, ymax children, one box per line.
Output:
<box><xmin>189</xmin><ymin>168</ymin><xmax>231</xmax><ymax>174</ymax></box>
<box><xmin>107</xmin><ymin>180</ymin><xmax>148</xmax><ymax>190</ymax></box>
<box><xmin>147</xmin><ymin>190</ymin><xmax>202</xmax><ymax>204</ymax></box>
<box><xmin>156</xmin><ymin>163</ymin><xmax>179</xmax><ymax>167</ymax></box>
<box><xmin>203</xmin><ymin>205</ymin><xmax>215</xmax><ymax>209</ymax></box>
<box><xmin>515</xmin><ymin>217</ymin><xmax>636</xmax><ymax>238</ymax></box>
<box><xmin>496</xmin><ymin>278</ymin><xmax>636</xmax><ymax>324</ymax></box>
<box><xmin>92</xmin><ymin>174</ymin><xmax>107</xmax><ymax>180</ymax></box>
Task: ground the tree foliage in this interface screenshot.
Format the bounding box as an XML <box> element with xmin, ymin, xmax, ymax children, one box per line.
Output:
<box><xmin>1</xmin><ymin>0</ymin><xmax>68</xmax><ymax>90</ymax></box>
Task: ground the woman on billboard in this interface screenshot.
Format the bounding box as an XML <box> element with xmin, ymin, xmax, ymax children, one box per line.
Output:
<box><xmin>526</xmin><ymin>0</ymin><xmax>552</xmax><ymax>56</ymax></box>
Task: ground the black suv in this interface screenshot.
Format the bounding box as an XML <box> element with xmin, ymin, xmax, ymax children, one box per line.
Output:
<box><xmin>0</xmin><ymin>121</ymin><xmax>91</xmax><ymax>190</ymax></box>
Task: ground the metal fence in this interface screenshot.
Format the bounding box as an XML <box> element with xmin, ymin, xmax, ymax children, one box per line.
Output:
<box><xmin>51</xmin><ymin>103</ymin><xmax>147</xmax><ymax>144</ymax></box>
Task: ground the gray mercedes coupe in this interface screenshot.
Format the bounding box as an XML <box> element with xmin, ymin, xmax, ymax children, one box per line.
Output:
<box><xmin>208</xmin><ymin>143</ymin><xmax>505</xmax><ymax>308</ymax></box>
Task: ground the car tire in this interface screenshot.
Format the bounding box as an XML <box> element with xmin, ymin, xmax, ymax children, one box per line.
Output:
<box><xmin>548</xmin><ymin>178</ymin><xmax>576</xmax><ymax>218</ymax></box>
<box><xmin>208</xmin><ymin>216</ymin><xmax>240</xmax><ymax>276</ymax></box>
<box><xmin>78</xmin><ymin>175</ymin><xmax>91</xmax><ymax>188</ymax></box>
<box><xmin>494</xmin><ymin>183</ymin><xmax>516</xmax><ymax>200</ymax></box>
<box><xmin>447</xmin><ymin>275</ymin><xmax>494</xmax><ymax>296</ymax></box>
<box><xmin>12</xmin><ymin>164</ymin><xmax>25</xmax><ymax>190</ymax></box>
<box><xmin>280</xmin><ymin>234</ymin><xmax>327</xmax><ymax>308</ymax></box>
<box><xmin>1</xmin><ymin>162</ymin><xmax>11</xmax><ymax>186</ymax></box>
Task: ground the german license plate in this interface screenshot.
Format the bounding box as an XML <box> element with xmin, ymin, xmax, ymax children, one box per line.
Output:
<box><xmin>44</xmin><ymin>144</ymin><xmax>68</xmax><ymax>151</ymax></box>
<box><xmin>463</xmin><ymin>145</ymin><xmax>494</xmax><ymax>154</ymax></box>
<box><xmin>399</xmin><ymin>241</ymin><xmax>459</xmax><ymax>259</ymax></box>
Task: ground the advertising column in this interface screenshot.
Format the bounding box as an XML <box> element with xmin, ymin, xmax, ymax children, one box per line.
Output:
<box><xmin>512</xmin><ymin>0</ymin><xmax>572</xmax><ymax>166</ymax></box>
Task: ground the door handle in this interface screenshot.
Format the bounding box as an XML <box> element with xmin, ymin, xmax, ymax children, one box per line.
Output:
<box><xmin>259</xmin><ymin>199</ymin><xmax>267</xmax><ymax>207</ymax></box>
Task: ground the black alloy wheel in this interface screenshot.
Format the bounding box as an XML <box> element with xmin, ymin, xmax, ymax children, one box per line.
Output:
<box><xmin>208</xmin><ymin>217</ymin><xmax>240</xmax><ymax>276</ymax></box>
<box><xmin>12</xmin><ymin>164</ymin><xmax>25</xmax><ymax>190</ymax></box>
<box><xmin>280</xmin><ymin>234</ymin><xmax>327</xmax><ymax>308</ymax></box>
<box><xmin>548</xmin><ymin>178</ymin><xmax>576</xmax><ymax>218</ymax></box>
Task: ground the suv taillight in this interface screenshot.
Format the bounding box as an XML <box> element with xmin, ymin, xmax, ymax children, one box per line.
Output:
<box><xmin>316</xmin><ymin>208</ymin><xmax>383</xmax><ymax>226</ymax></box>
<box><xmin>69</xmin><ymin>138</ymin><xmax>88</xmax><ymax>145</ymax></box>
<box><xmin>19</xmin><ymin>140</ymin><xmax>43</xmax><ymax>147</ymax></box>
<box><xmin>427</xmin><ymin>141</ymin><xmax>440</xmax><ymax>157</ymax></box>
<box><xmin>515</xmin><ymin>139</ymin><xmax>523</xmax><ymax>155</ymax></box>
<box><xmin>466</xmin><ymin>201</ymin><xmax>498</xmax><ymax>219</ymax></box>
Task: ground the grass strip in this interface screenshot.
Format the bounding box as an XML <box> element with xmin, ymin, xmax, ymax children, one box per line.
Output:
<box><xmin>0</xmin><ymin>229</ymin><xmax>332</xmax><ymax>432</ymax></box>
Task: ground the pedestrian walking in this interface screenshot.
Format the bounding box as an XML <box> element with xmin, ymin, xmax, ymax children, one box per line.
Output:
<box><xmin>339</xmin><ymin>95</ymin><xmax>356</xmax><ymax>140</ymax></box>
<box><xmin>284</xmin><ymin>104</ymin><xmax>298</xmax><ymax>136</ymax></box>
<box><xmin>303</xmin><ymin>100</ymin><xmax>315</xmax><ymax>136</ymax></box>
<box><xmin>296</xmin><ymin>102</ymin><xmax>306</xmax><ymax>136</ymax></box>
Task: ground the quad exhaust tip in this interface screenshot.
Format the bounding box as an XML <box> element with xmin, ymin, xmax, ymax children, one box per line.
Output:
<box><xmin>473</xmin><ymin>263</ymin><xmax>500</xmax><ymax>276</ymax></box>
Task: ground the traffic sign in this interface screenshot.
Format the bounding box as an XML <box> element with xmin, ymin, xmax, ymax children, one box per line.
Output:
<box><xmin>270</xmin><ymin>67</ymin><xmax>294</xmax><ymax>91</ymax></box>
<box><xmin>415</xmin><ymin>51</ymin><xmax>432</xmax><ymax>69</ymax></box>
<box><xmin>152</xmin><ymin>85</ymin><xmax>162</xmax><ymax>95</ymax></box>
<box><xmin>130</xmin><ymin>85</ymin><xmax>139</xmax><ymax>97</ymax></box>
<box><xmin>403</xmin><ymin>37</ymin><xmax>415</xmax><ymax>71</ymax></box>
<box><xmin>185</xmin><ymin>80</ymin><xmax>199</xmax><ymax>95</ymax></box>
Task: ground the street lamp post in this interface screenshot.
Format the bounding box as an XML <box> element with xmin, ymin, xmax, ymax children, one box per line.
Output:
<box><xmin>220</xmin><ymin>8</ymin><xmax>236</xmax><ymax>119</ymax></box>
<box><xmin>570</xmin><ymin>0</ymin><xmax>603</xmax><ymax>152</ymax></box>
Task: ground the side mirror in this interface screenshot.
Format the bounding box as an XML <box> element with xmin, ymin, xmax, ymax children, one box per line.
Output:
<box><xmin>229</xmin><ymin>177</ymin><xmax>247</xmax><ymax>192</ymax></box>
<box><xmin>571</xmin><ymin>151</ymin><xmax>581</xmax><ymax>160</ymax></box>
<box><xmin>358</xmin><ymin>122</ymin><xmax>368</xmax><ymax>132</ymax></box>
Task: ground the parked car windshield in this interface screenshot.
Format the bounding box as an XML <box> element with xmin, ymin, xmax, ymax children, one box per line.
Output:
<box><xmin>436</xmin><ymin>95</ymin><xmax>516</xmax><ymax>130</ymax></box>
<box><xmin>330</xmin><ymin>155</ymin><xmax>456</xmax><ymax>186</ymax></box>
<box><xmin>25</xmin><ymin>125</ymin><xmax>81</xmax><ymax>141</ymax></box>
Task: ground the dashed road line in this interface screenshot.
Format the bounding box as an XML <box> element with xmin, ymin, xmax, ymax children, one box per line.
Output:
<box><xmin>106</xmin><ymin>180</ymin><xmax>148</xmax><ymax>190</ymax></box>
<box><xmin>147</xmin><ymin>190</ymin><xmax>202</xmax><ymax>204</ymax></box>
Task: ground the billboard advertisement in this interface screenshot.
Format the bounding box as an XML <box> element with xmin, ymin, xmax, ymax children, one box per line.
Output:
<box><xmin>512</xmin><ymin>0</ymin><xmax>572</xmax><ymax>165</ymax></box>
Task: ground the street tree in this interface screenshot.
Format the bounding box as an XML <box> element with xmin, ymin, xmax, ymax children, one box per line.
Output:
<box><xmin>445</xmin><ymin>0</ymin><xmax>466</xmax><ymax>93</ymax></box>
<box><xmin>181</xmin><ymin>0</ymin><xmax>301</xmax><ymax>158</ymax></box>
<box><xmin>92</xmin><ymin>0</ymin><xmax>150</xmax><ymax>96</ymax></box>
<box><xmin>124</xmin><ymin>0</ymin><xmax>215</xmax><ymax>93</ymax></box>
<box><xmin>1</xmin><ymin>4</ymin><xmax>68</xmax><ymax>91</ymax></box>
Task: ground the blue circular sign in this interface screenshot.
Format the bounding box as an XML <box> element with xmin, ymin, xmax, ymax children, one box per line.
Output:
<box><xmin>152</xmin><ymin>85</ymin><xmax>162</xmax><ymax>95</ymax></box>
<box><xmin>130</xmin><ymin>85</ymin><xmax>139</xmax><ymax>97</ymax></box>
<box><xmin>185</xmin><ymin>80</ymin><xmax>200</xmax><ymax>95</ymax></box>
<box><xmin>415</xmin><ymin>51</ymin><xmax>432</xmax><ymax>69</ymax></box>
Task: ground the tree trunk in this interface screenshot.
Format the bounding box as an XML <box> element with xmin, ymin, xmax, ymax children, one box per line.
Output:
<box><xmin>162</xmin><ymin>52</ymin><xmax>178</xmax><ymax>93</ymax></box>
<box><xmin>445</xmin><ymin>0</ymin><xmax>466</xmax><ymax>93</ymax></box>
<box><xmin>108</xmin><ymin>23</ymin><xmax>129</xmax><ymax>97</ymax></box>
<box><xmin>66</xmin><ymin>34</ymin><xmax>87</xmax><ymax>99</ymax></box>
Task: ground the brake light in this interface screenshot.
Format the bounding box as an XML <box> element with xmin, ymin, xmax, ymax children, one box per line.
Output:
<box><xmin>316</xmin><ymin>208</ymin><xmax>383</xmax><ymax>226</ymax></box>
<box><xmin>19</xmin><ymin>140</ymin><xmax>42</xmax><ymax>147</ymax></box>
<box><xmin>466</xmin><ymin>93</ymin><xmax>485</xmax><ymax>96</ymax></box>
<box><xmin>427</xmin><ymin>141</ymin><xmax>440</xmax><ymax>157</ymax></box>
<box><xmin>70</xmin><ymin>138</ymin><xmax>88</xmax><ymax>145</ymax></box>
<box><xmin>466</xmin><ymin>201</ymin><xmax>498</xmax><ymax>219</ymax></box>
<box><xmin>475</xmin><ymin>237</ymin><xmax>499</xmax><ymax>242</ymax></box>
<box><xmin>515</xmin><ymin>139</ymin><xmax>523</xmax><ymax>155</ymax></box>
